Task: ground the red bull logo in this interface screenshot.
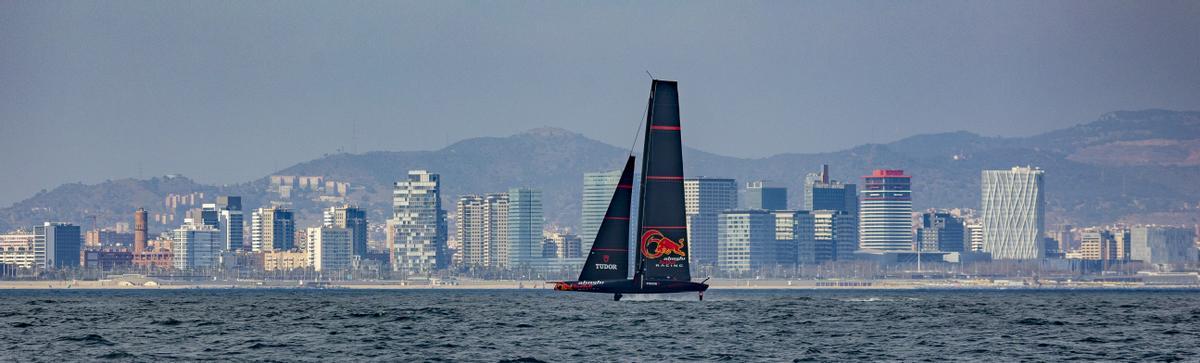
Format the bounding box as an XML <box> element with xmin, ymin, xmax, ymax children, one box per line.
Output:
<box><xmin>640</xmin><ymin>229</ymin><xmax>686</xmax><ymax>259</ymax></box>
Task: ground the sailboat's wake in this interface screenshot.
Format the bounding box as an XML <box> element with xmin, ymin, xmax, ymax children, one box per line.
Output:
<box><xmin>621</xmin><ymin>294</ymin><xmax>703</xmax><ymax>302</ymax></box>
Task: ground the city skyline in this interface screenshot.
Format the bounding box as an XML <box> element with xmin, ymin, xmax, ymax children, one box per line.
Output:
<box><xmin>3</xmin><ymin>1</ymin><xmax>1200</xmax><ymax>207</ymax></box>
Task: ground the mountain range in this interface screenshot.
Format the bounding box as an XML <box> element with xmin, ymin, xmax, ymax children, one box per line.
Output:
<box><xmin>2</xmin><ymin>109</ymin><xmax>1198</xmax><ymax>234</ymax></box>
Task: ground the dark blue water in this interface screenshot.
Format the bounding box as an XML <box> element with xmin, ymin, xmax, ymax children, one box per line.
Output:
<box><xmin>1</xmin><ymin>289</ymin><xmax>1198</xmax><ymax>361</ymax></box>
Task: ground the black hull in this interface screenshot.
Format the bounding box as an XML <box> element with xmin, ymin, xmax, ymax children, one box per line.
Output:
<box><xmin>553</xmin><ymin>279</ymin><xmax>708</xmax><ymax>294</ymax></box>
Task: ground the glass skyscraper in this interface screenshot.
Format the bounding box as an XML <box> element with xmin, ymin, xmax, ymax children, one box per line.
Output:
<box><xmin>981</xmin><ymin>166</ymin><xmax>1045</xmax><ymax>260</ymax></box>
<box><xmin>685</xmin><ymin>177</ymin><xmax>737</xmax><ymax>266</ymax></box>
<box><xmin>506</xmin><ymin>188</ymin><xmax>543</xmax><ymax>268</ymax></box>
<box><xmin>33</xmin><ymin>222</ymin><xmax>81</xmax><ymax>269</ymax></box>
<box><xmin>745</xmin><ymin>181</ymin><xmax>787</xmax><ymax>210</ymax></box>
<box><xmin>803</xmin><ymin>165</ymin><xmax>858</xmax><ymax>214</ymax></box>
<box><xmin>717</xmin><ymin>209</ymin><xmax>776</xmax><ymax>273</ymax></box>
<box><xmin>580</xmin><ymin>168</ymin><xmax>638</xmax><ymax>264</ymax></box>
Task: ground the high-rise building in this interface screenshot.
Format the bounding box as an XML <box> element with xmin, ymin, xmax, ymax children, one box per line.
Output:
<box><xmin>745</xmin><ymin>181</ymin><xmax>787</xmax><ymax>210</ymax></box>
<box><xmin>966</xmin><ymin>222</ymin><xmax>984</xmax><ymax>252</ymax></box>
<box><xmin>324</xmin><ymin>205</ymin><xmax>368</xmax><ymax>259</ymax></box>
<box><xmin>33</xmin><ymin>222</ymin><xmax>81</xmax><ymax>270</ymax></box>
<box><xmin>456</xmin><ymin>193</ymin><xmax>508</xmax><ymax>268</ymax></box>
<box><xmin>773</xmin><ymin>210</ymin><xmax>814</xmax><ymax>266</ymax></box>
<box><xmin>804</xmin><ymin>165</ymin><xmax>858</xmax><ymax>214</ymax></box>
<box><xmin>717</xmin><ymin>209</ymin><xmax>777</xmax><ymax>273</ymax></box>
<box><xmin>1113</xmin><ymin>228</ymin><xmax>1131</xmax><ymax>261</ymax></box>
<box><xmin>172</xmin><ymin>221</ymin><xmax>220</xmax><ymax>270</ymax></box>
<box><xmin>581</xmin><ymin>169</ymin><xmax>621</xmax><ymax>252</ymax></box>
<box><xmin>216</xmin><ymin>196</ymin><xmax>244</xmax><ymax>251</ymax></box>
<box><xmin>1079</xmin><ymin>229</ymin><xmax>1117</xmax><ymax>261</ymax></box>
<box><xmin>251</xmin><ymin>207</ymin><xmax>294</xmax><ymax>252</ymax></box>
<box><xmin>557</xmin><ymin>233</ymin><xmax>582</xmax><ymax>259</ymax></box>
<box><xmin>684</xmin><ymin>177</ymin><xmax>738</xmax><ymax>266</ymax></box>
<box><xmin>388</xmin><ymin>170</ymin><xmax>447</xmax><ymax>273</ymax></box>
<box><xmin>134</xmin><ymin>208</ymin><xmax>148</xmax><ymax>253</ymax></box>
<box><xmin>916</xmin><ymin>212</ymin><xmax>965</xmax><ymax>252</ymax></box>
<box><xmin>580</xmin><ymin>169</ymin><xmax>640</xmax><ymax>254</ymax></box>
<box><xmin>1130</xmin><ymin>226</ymin><xmax>1197</xmax><ymax>264</ymax></box>
<box><xmin>981</xmin><ymin>166</ymin><xmax>1045</xmax><ymax>260</ymax></box>
<box><xmin>307</xmin><ymin>227</ymin><xmax>352</xmax><ymax>272</ymax></box>
<box><xmin>506</xmin><ymin>188</ymin><xmax>543</xmax><ymax>268</ymax></box>
<box><xmin>812</xmin><ymin>210</ymin><xmax>858</xmax><ymax>262</ymax></box>
<box><xmin>1056</xmin><ymin>224</ymin><xmax>1075</xmax><ymax>254</ymax></box>
<box><xmin>859</xmin><ymin>169</ymin><xmax>913</xmax><ymax>251</ymax></box>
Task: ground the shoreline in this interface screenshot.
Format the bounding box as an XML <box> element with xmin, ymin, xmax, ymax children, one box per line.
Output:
<box><xmin>2</xmin><ymin>278</ymin><xmax>1197</xmax><ymax>290</ymax></box>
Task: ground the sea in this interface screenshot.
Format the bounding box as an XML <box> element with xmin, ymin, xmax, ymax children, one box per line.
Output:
<box><xmin>1</xmin><ymin>289</ymin><xmax>1198</xmax><ymax>362</ymax></box>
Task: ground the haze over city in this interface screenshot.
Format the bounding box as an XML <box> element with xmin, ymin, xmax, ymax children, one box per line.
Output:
<box><xmin>3</xmin><ymin>1</ymin><xmax>1200</xmax><ymax>206</ymax></box>
<box><xmin>3</xmin><ymin>2</ymin><xmax>1200</xmax><ymax>361</ymax></box>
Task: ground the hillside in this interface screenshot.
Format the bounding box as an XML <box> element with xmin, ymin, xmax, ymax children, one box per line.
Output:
<box><xmin>2</xmin><ymin>110</ymin><xmax>1198</xmax><ymax>232</ymax></box>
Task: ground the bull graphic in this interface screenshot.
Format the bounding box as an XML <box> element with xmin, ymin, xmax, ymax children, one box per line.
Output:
<box><xmin>640</xmin><ymin>229</ymin><xmax>686</xmax><ymax>259</ymax></box>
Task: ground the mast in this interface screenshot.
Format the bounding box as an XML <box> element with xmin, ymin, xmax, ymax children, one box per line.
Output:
<box><xmin>577</xmin><ymin>156</ymin><xmax>635</xmax><ymax>282</ymax></box>
<box><xmin>635</xmin><ymin>79</ymin><xmax>691</xmax><ymax>283</ymax></box>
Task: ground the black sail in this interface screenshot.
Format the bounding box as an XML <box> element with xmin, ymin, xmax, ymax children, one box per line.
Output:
<box><xmin>578</xmin><ymin>156</ymin><xmax>635</xmax><ymax>281</ymax></box>
<box><xmin>635</xmin><ymin>80</ymin><xmax>691</xmax><ymax>282</ymax></box>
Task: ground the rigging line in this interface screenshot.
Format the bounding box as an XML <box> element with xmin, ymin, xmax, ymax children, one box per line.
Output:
<box><xmin>627</xmin><ymin>83</ymin><xmax>651</xmax><ymax>156</ymax></box>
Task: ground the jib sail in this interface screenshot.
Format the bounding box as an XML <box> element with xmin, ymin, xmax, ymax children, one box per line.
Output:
<box><xmin>578</xmin><ymin>156</ymin><xmax>635</xmax><ymax>281</ymax></box>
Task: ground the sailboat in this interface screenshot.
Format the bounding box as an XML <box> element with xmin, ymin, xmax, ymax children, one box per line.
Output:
<box><xmin>553</xmin><ymin>79</ymin><xmax>710</xmax><ymax>301</ymax></box>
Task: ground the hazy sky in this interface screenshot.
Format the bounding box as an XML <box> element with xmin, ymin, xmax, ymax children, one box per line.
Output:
<box><xmin>2</xmin><ymin>1</ymin><xmax>1199</xmax><ymax>206</ymax></box>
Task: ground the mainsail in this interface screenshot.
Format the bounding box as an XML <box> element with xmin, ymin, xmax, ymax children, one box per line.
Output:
<box><xmin>635</xmin><ymin>80</ymin><xmax>691</xmax><ymax>282</ymax></box>
<box><xmin>578</xmin><ymin>156</ymin><xmax>635</xmax><ymax>281</ymax></box>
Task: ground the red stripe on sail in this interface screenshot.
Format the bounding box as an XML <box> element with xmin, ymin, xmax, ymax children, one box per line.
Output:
<box><xmin>616</xmin><ymin>184</ymin><xmax>633</xmax><ymax>189</ymax></box>
<box><xmin>645</xmin><ymin>176</ymin><xmax>683</xmax><ymax>181</ymax></box>
<box><xmin>642</xmin><ymin>226</ymin><xmax>686</xmax><ymax>229</ymax></box>
<box><xmin>604</xmin><ymin>216</ymin><xmax>629</xmax><ymax>220</ymax></box>
<box><xmin>651</xmin><ymin>125</ymin><xmax>681</xmax><ymax>131</ymax></box>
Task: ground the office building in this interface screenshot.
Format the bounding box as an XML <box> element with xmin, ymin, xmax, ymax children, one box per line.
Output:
<box><xmin>172</xmin><ymin>221</ymin><xmax>221</xmax><ymax>270</ymax></box>
<box><xmin>307</xmin><ymin>227</ymin><xmax>353</xmax><ymax>272</ymax></box>
<box><xmin>859</xmin><ymin>169</ymin><xmax>913</xmax><ymax>251</ymax></box>
<box><xmin>685</xmin><ymin>177</ymin><xmax>738</xmax><ymax>266</ymax></box>
<box><xmin>324</xmin><ymin>205</ymin><xmax>368</xmax><ymax>258</ymax></box>
<box><xmin>916</xmin><ymin>212</ymin><xmax>965</xmax><ymax>252</ymax></box>
<box><xmin>388</xmin><ymin>170</ymin><xmax>447</xmax><ymax>273</ymax></box>
<box><xmin>718</xmin><ymin>209</ymin><xmax>777</xmax><ymax>273</ymax></box>
<box><xmin>981</xmin><ymin>166</ymin><xmax>1045</xmax><ymax>259</ymax></box>
<box><xmin>581</xmin><ymin>169</ymin><xmax>640</xmax><ymax>253</ymax></box>
<box><xmin>82</xmin><ymin>249</ymin><xmax>133</xmax><ymax>270</ymax></box>
<box><xmin>745</xmin><ymin>181</ymin><xmax>787</xmax><ymax>210</ymax></box>
<box><xmin>813</xmin><ymin>210</ymin><xmax>858</xmax><ymax>262</ymax></box>
<box><xmin>1079</xmin><ymin>230</ymin><xmax>1117</xmax><ymax>261</ymax></box>
<box><xmin>804</xmin><ymin>164</ymin><xmax>858</xmax><ymax>214</ymax></box>
<box><xmin>216</xmin><ymin>196</ymin><xmax>244</xmax><ymax>251</ymax></box>
<box><xmin>506</xmin><ymin>188</ymin><xmax>543</xmax><ymax>268</ymax></box>
<box><xmin>34</xmin><ymin>222</ymin><xmax>81</xmax><ymax>269</ymax></box>
<box><xmin>555</xmin><ymin>233</ymin><xmax>582</xmax><ymax>259</ymax></box>
<box><xmin>774</xmin><ymin>210</ymin><xmax>815</xmax><ymax>265</ymax></box>
<box><xmin>251</xmin><ymin>207</ymin><xmax>294</xmax><ymax>252</ymax></box>
<box><xmin>1113</xmin><ymin>228</ymin><xmax>1131</xmax><ymax>261</ymax></box>
<box><xmin>456</xmin><ymin>194</ymin><xmax>508</xmax><ymax>268</ymax></box>
<box><xmin>1130</xmin><ymin>226</ymin><xmax>1197</xmax><ymax>264</ymax></box>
